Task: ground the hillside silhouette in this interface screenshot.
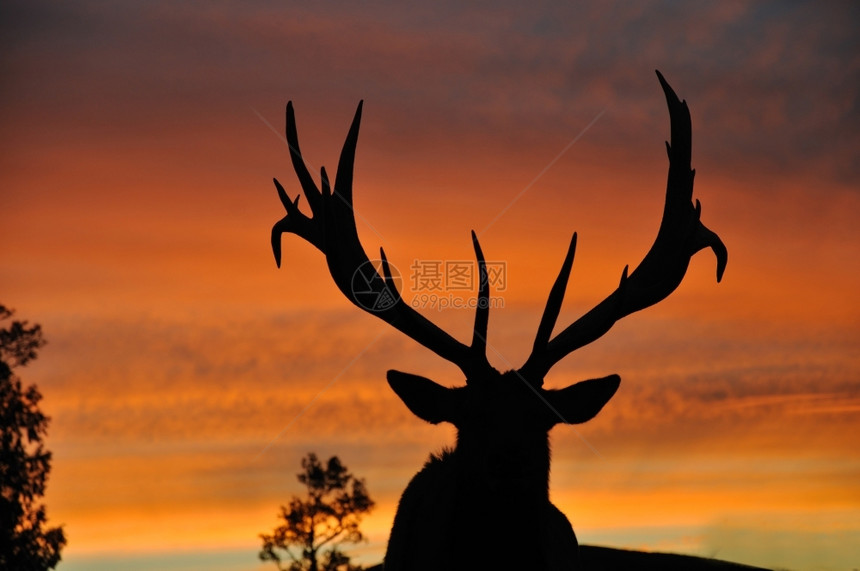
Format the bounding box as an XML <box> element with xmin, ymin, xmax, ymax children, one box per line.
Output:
<box><xmin>363</xmin><ymin>545</ymin><xmax>773</xmax><ymax>570</ymax></box>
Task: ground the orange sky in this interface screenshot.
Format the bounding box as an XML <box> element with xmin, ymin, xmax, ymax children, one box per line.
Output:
<box><xmin>2</xmin><ymin>2</ymin><xmax>859</xmax><ymax>570</ymax></box>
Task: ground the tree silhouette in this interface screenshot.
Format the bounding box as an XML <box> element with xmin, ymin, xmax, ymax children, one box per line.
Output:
<box><xmin>260</xmin><ymin>453</ymin><xmax>374</xmax><ymax>571</ymax></box>
<box><xmin>0</xmin><ymin>305</ymin><xmax>66</xmax><ymax>570</ymax></box>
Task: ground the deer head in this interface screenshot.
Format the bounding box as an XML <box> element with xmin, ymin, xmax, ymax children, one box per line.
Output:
<box><xmin>270</xmin><ymin>71</ymin><xmax>727</xmax><ymax>568</ymax></box>
<box><xmin>270</xmin><ymin>69</ymin><xmax>725</xmax><ymax>424</ymax></box>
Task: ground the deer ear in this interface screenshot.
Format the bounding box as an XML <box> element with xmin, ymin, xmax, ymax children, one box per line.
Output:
<box><xmin>546</xmin><ymin>374</ymin><xmax>620</xmax><ymax>425</ymax></box>
<box><xmin>387</xmin><ymin>370</ymin><xmax>459</xmax><ymax>425</ymax></box>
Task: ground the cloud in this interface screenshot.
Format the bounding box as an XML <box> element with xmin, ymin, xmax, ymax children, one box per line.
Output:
<box><xmin>4</xmin><ymin>1</ymin><xmax>857</xmax><ymax>187</ymax></box>
<box><xmin>4</xmin><ymin>2</ymin><xmax>858</xmax><ymax>563</ymax></box>
<box><xmin>31</xmin><ymin>305</ymin><xmax>858</xmax><ymax>460</ymax></box>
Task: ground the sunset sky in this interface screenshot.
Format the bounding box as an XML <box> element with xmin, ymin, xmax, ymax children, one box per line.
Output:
<box><xmin>2</xmin><ymin>1</ymin><xmax>859</xmax><ymax>570</ymax></box>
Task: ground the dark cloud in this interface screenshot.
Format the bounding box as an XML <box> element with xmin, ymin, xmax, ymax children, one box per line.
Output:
<box><xmin>3</xmin><ymin>1</ymin><xmax>857</xmax><ymax>185</ymax></box>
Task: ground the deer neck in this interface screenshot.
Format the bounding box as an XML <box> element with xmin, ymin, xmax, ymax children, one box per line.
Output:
<box><xmin>452</xmin><ymin>430</ymin><xmax>551</xmax><ymax>503</ymax></box>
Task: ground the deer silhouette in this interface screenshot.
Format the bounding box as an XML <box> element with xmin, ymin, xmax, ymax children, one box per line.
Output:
<box><xmin>270</xmin><ymin>71</ymin><xmax>727</xmax><ymax>570</ymax></box>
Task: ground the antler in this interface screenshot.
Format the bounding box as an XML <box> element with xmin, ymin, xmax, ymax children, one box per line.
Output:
<box><xmin>271</xmin><ymin>101</ymin><xmax>495</xmax><ymax>380</ymax></box>
<box><xmin>519</xmin><ymin>70</ymin><xmax>728</xmax><ymax>382</ymax></box>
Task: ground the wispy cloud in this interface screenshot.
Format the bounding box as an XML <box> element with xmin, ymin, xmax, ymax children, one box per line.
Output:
<box><xmin>4</xmin><ymin>1</ymin><xmax>859</xmax><ymax>566</ymax></box>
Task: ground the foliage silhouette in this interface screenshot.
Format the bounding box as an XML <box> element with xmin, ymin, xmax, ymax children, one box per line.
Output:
<box><xmin>270</xmin><ymin>71</ymin><xmax>726</xmax><ymax>570</ymax></box>
<box><xmin>0</xmin><ymin>305</ymin><xmax>66</xmax><ymax>570</ymax></box>
<box><xmin>259</xmin><ymin>453</ymin><xmax>374</xmax><ymax>571</ymax></box>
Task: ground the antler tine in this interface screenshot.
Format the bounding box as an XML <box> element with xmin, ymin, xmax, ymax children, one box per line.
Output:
<box><xmin>271</xmin><ymin>179</ymin><xmax>306</xmax><ymax>267</ymax></box>
<box><xmin>321</xmin><ymin>101</ymin><xmax>368</xmax><ymax>298</ymax></box>
<box><xmin>469</xmin><ymin>231</ymin><xmax>491</xmax><ymax>365</ymax></box>
<box><xmin>273</xmin><ymin>101</ymin><xmax>497</xmax><ymax>380</ymax></box>
<box><xmin>286</xmin><ymin>101</ymin><xmax>324</xmax><ymax>217</ymax></box>
<box><xmin>518</xmin><ymin>71</ymin><xmax>727</xmax><ymax>380</ymax></box>
<box><xmin>656</xmin><ymin>70</ymin><xmax>727</xmax><ymax>283</ymax></box>
<box><xmin>533</xmin><ymin>232</ymin><xmax>577</xmax><ymax>351</ymax></box>
<box><xmin>519</xmin><ymin>232</ymin><xmax>577</xmax><ymax>382</ymax></box>
<box><xmin>271</xmin><ymin>101</ymin><xmax>328</xmax><ymax>265</ymax></box>
<box><xmin>379</xmin><ymin>247</ymin><xmax>400</xmax><ymax>294</ymax></box>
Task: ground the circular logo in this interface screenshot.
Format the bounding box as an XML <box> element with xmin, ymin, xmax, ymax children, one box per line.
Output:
<box><xmin>350</xmin><ymin>259</ymin><xmax>402</xmax><ymax>312</ymax></box>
